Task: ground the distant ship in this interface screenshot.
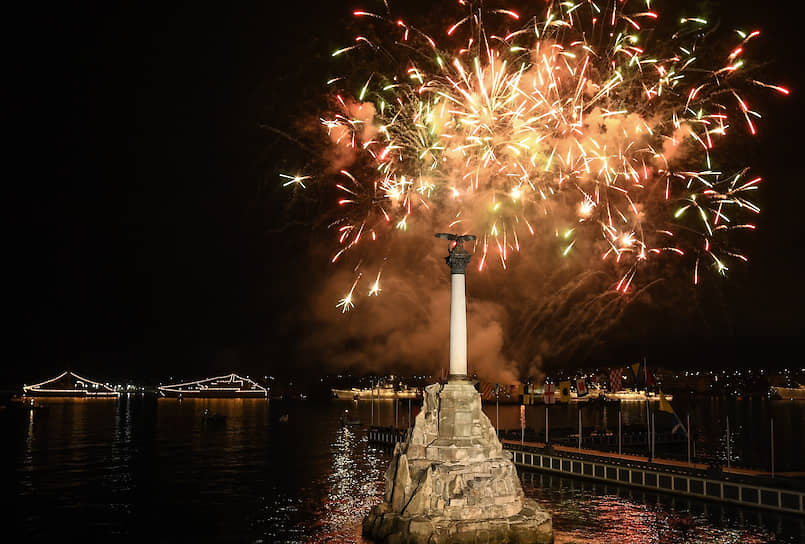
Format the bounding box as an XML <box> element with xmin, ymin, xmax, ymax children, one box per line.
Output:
<box><xmin>331</xmin><ymin>383</ymin><xmax>421</xmax><ymax>400</ymax></box>
<box><xmin>604</xmin><ymin>389</ymin><xmax>672</xmax><ymax>402</ymax></box>
<box><xmin>23</xmin><ymin>371</ymin><xmax>119</xmax><ymax>398</ymax></box>
<box><xmin>159</xmin><ymin>373</ymin><xmax>267</xmax><ymax>398</ymax></box>
<box><xmin>770</xmin><ymin>384</ymin><xmax>805</xmax><ymax>400</ymax></box>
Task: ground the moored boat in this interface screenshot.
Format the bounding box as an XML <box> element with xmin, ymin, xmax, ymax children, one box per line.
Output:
<box><xmin>22</xmin><ymin>371</ymin><xmax>119</xmax><ymax>398</ymax></box>
<box><xmin>604</xmin><ymin>389</ymin><xmax>672</xmax><ymax>402</ymax></box>
<box><xmin>201</xmin><ymin>408</ymin><xmax>227</xmax><ymax>424</ymax></box>
<box><xmin>771</xmin><ymin>384</ymin><xmax>805</xmax><ymax>400</ymax></box>
<box><xmin>331</xmin><ymin>384</ymin><xmax>421</xmax><ymax>400</ymax></box>
<box><xmin>332</xmin><ymin>388</ymin><xmax>362</xmax><ymax>400</ymax></box>
<box><xmin>159</xmin><ymin>373</ymin><xmax>267</xmax><ymax>398</ymax></box>
<box><xmin>340</xmin><ymin>409</ymin><xmax>361</xmax><ymax>425</ymax></box>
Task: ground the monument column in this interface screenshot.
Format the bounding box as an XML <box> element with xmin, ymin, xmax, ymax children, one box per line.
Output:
<box><xmin>362</xmin><ymin>232</ymin><xmax>552</xmax><ymax>544</ymax></box>
<box><xmin>442</xmin><ymin>234</ymin><xmax>473</xmax><ymax>380</ymax></box>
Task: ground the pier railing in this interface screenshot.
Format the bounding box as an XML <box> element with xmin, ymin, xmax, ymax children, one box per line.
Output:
<box><xmin>366</xmin><ymin>425</ymin><xmax>804</xmax><ymax>516</ymax></box>
<box><xmin>503</xmin><ymin>440</ymin><xmax>804</xmax><ymax>515</ymax></box>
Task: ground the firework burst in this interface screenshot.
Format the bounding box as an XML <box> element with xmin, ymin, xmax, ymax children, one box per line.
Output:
<box><xmin>289</xmin><ymin>0</ymin><xmax>787</xmax><ymax>311</ymax></box>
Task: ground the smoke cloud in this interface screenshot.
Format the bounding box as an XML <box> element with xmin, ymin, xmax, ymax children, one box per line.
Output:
<box><xmin>281</xmin><ymin>7</ymin><xmax>758</xmax><ymax>384</ymax></box>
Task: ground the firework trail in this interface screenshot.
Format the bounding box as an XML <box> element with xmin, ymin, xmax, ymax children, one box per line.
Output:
<box><xmin>289</xmin><ymin>0</ymin><xmax>787</xmax><ymax>312</ymax></box>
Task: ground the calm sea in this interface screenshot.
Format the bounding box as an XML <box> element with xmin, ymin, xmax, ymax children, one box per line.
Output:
<box><xmin>4</xmin><ymin>395</ymin><xmax>804</xmax><ymax>543</ymax></box>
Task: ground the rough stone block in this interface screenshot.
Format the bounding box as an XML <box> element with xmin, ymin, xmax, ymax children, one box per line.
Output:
<box><xmin>377</xmin><ymin>513</ymin><xmax>396</xmax><ymax>539</ymax></box>
<box><xmin>391</xmin><ymin>454</ymin><xmax>411</xmax><ymax>512</ymax></box>
<box><xmin>364</xmin><ymin>383</ymin><xmax>552</xmax><ymax>544</ymax></box>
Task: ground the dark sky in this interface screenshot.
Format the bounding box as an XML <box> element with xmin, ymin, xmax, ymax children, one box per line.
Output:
<box><xmin>7</xmin><ymin>1</ymin><xmax>805</xmax><ymax>387</ymax></box>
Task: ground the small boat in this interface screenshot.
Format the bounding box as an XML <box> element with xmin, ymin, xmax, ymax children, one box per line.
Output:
<box><xmin>594</xmin><ymin>393</ymin><xmax>621</xmax><ymax>405</ymax></box>
<box><xmin>27</xmin><ymin>400</ymin><xmax>50</xmax><ymax>412</ymax></box>
<box><xmin>569</xmin><ymin>391</ymin><xmax>592</xmax><ymax>403</ymax></box>
<box><xmin>340</xmin><ymin>410</ymin><xmax>360</xmax><ymax>426</ymax></box>
<box><xmin>7</xmin><ymin>398</ymin><xmax>50</xmax><ymax>412</ymax></box>
<box><xmin>201</xmin><ymin>408</ymin><xmax>226</xmax><ymax>424</ymax></box>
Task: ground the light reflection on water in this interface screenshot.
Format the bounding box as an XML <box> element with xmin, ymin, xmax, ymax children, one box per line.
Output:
<box><xmin>6</xmin><ymin>397</ymin><xmax>804</xmax><ymax>543</ymax></box>
<box><xmin>522</xmin><ymin>472</ymin><xmax>802</xmax><ymax>544</ymax></box>
<box><xmin>296</xmin><ymin>426</ymin><xmax>386</xmax><ymax>543</ymax></box>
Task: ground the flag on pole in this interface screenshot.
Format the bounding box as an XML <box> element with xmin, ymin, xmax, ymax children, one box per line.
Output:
<box><xmin>543</xmin><ymin>382</ymin><xmax>556</xmax><ymax>405</ymax></box>
<box><xmin>576</xmin><ymin>378</ymin><xmax>588</xmax><ymax>397</ymax></box>
<box><xmin>659</xmin><ymin>389</ymin><xmax>688</xmax><ymax>437</ymax></box>
<box><xmin>658</xmin><ymin>390</ymin><xmax>674</xmax><ymax>413</ymax></box>
<box><xmin>646</xmin><ymin>367</ymin><xmax>657</xmax><ymax>387</ymax></box>
<box><xmin>630</xmin><ymin>362</ymin><xmax>645</xmax><ymax>388</ymax></box>
<box><xmin>559</xmin><ymin>381</ymin><xmax>571</xmax><ymax>403</ymax></box>
<box><xmin>480</xmin><ymin>381</ymin><xmax>495</xmax><ymax>400</ymax></box>
<box><xmin>520</xmin><ymin>404</ymin><xmax>526</xmax><ymax>444</ymax></box>
<box><xmin>610</xmin><ymin>368</ymin><xmax>622</xmax><ymax>392</ymax></box>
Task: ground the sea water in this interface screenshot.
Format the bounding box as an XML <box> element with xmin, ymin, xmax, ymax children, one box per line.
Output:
<box><xmin>5</xmin><ymin>396</ymin><xmax>804</xmax><ymax>542</ymax></box>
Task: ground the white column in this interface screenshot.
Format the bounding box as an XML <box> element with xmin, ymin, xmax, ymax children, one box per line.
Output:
<box><xmin>437</xmin><ymin>233</ymin><xmax>474</xmax><ymax>380</ymax></box>
<box><xmin>449</xmin><ymin>273</ymin><xmax>468</xmax><ymax>377</ymax></box>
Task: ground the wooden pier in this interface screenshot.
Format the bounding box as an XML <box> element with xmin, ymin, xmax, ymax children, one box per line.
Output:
<box><xmin>366</xmin><ymin>426</ymin><xmax>805</xmax><ymax>516</ymax></box>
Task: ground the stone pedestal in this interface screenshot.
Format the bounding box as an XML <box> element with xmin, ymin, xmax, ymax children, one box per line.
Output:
<box><xmin>363</xmin><ymin>381</ymin><xmax>553</xmax><ymax>544</ymax></box>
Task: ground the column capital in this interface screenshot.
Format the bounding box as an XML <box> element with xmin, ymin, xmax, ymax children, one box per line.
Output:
<box><xmin>435</xmin><ymin>233</ymin><xmax>476</xmax><ymax>274</ymax></box>
<box><xmin>445</xmin><ymin>246</ymin><xmax>472</xmax><ymax>274</ymax></box>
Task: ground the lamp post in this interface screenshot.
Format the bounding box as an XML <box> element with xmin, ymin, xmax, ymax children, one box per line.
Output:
<box><xmin>435</xmin><ymin>233</ymin><xmax>476</xmax><ymax>381</ymax></box>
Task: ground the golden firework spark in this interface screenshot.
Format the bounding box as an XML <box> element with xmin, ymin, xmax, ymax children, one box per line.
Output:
<box><xmin>292</xmin><ymin>1</ymin><xmax>788</xmax><ymax>308</ymax></box>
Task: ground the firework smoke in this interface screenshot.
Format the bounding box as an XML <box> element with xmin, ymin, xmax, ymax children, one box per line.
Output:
<box><xmin>284</xmin><ymin>0</ymin><xmax>786</xmax><ymax>380</ymax></box>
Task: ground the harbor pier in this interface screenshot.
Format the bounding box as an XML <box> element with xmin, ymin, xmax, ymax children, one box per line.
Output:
<box><xmin>367</xmin><ymin>426</ymin><xmax>805</xmax><ymax>516</ymax></box>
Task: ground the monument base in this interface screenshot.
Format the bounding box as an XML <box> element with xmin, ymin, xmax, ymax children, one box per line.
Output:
<box><xmin>363</xmin><ymin>497</ymin><xmax>551</xmax><ymax>544</ymax></box>
<box><xmin>362</xmin><ymin>381</ymin><xmax>553</xmax><ymax>544</ymax></box>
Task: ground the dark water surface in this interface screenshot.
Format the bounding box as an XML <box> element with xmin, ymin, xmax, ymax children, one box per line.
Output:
<box><xmin>5</xmin><ymin>396</ymin><xmax>804</xmax><ymax>543</ymax></box>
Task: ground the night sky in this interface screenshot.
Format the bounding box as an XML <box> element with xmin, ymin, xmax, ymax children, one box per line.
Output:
<box><xmin>7</xmin><ymin>1</ymin><xmax>805</xmax><ymax>388</ymax></box>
